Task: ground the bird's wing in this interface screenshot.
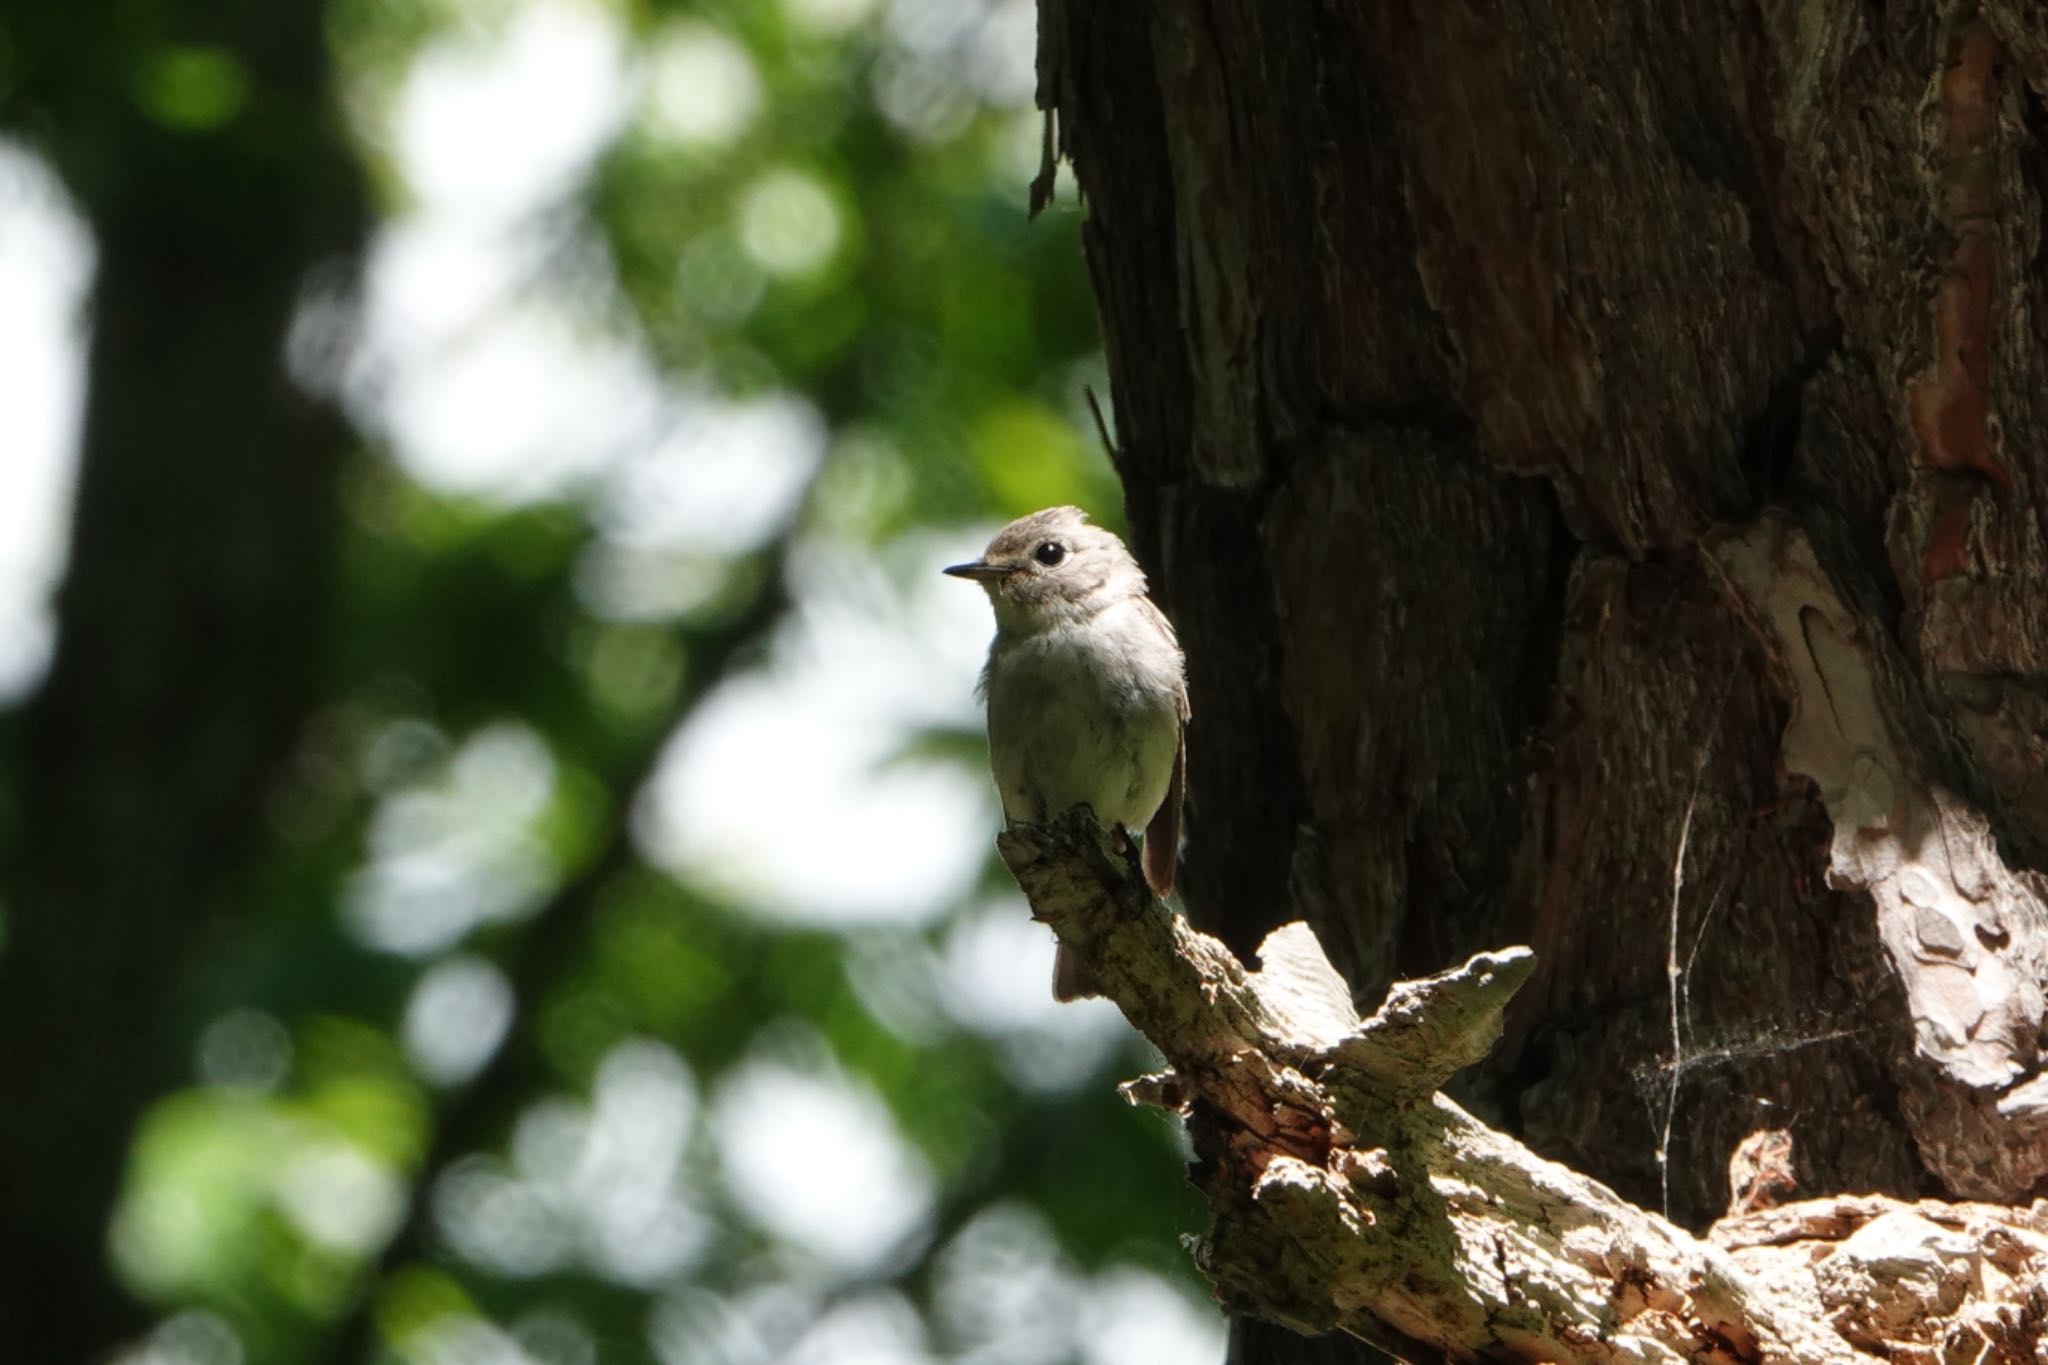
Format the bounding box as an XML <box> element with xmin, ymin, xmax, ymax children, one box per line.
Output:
<box><xmin>1130</xmin><ymin>595</ymin><xmax>1189</xmax><ymax>715</ymax></box>
<box><xmin>1133</xmin><ymin>593</ymin><xmax>1186</xmax><ymax>899</ymax></box>
<box><xmin>1142</xmin><ymin>725</ymin><xmax>1184</xmax><ymax>898</ymax></box>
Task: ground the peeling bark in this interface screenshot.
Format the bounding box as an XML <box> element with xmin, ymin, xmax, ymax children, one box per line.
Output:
<box><xmin>1709</xmin><ymin>514</ymin><xmax>2048</xmax><ymax>1199</ymax></box>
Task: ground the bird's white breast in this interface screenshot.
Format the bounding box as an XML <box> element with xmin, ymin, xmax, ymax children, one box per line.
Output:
<box><xmin>983</xmin><ymin>599</ymin><xmax>1182</xmax><ymax>832</ymax></box>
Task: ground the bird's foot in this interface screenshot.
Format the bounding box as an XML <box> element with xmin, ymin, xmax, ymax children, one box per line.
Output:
<box><xmin>1111</xmin><ymin>823</ymin><xmax>1145</xmax><ymax>885</ymax></box>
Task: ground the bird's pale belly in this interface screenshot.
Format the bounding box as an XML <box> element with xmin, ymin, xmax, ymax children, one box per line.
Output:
<box><xmin>987</xmin><ymin>633</ymin><xmax>1179</xmax><ymax>832</ymax></box>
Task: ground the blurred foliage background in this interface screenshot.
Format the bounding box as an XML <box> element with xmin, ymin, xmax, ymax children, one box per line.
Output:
<box><xmin>0</xmin><ymin>0</ymin><xmax>1222</xmax><ymax>1360</ymax></box>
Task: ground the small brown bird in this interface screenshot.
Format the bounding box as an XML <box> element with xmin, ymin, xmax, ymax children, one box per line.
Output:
<box><xmin>944</xmin><ymin>506</ymin><xmax>1188</xmax><ymax>1000</ymax></box>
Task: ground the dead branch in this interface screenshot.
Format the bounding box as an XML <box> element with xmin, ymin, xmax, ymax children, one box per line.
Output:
<box><xmin>999</xmin><ymin>813</ymin><xmax>2048</xmax><ymax>1363</ymax></box>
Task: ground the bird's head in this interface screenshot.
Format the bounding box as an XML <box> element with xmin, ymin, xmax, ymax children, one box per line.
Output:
<box><xmin>943</xmin><ymin>506</ymin><xmax>1145</xmax><ymax>634</ymax></box>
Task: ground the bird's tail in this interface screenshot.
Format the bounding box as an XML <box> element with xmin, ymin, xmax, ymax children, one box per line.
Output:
<box><xmin>1051</xmin><ymin>943</ymin><xmax>1100</xmax><ymax>1002</ymax></box>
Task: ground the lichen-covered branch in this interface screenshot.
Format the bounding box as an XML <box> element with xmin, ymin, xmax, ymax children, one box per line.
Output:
<box><xmin>998</xmin><ymin>813</ymin><xmax>2044</xmax><ymax>1362</ymax></box>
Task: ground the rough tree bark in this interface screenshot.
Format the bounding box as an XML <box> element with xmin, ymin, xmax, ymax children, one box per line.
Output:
<box><xmin>1030</xmin><ymin>0</ymin><xmax>2048</xmax><ymax>1359</ymax></box>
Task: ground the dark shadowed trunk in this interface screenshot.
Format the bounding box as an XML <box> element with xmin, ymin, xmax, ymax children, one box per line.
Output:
<box><xmin>0</xmin><ymin>5</ymin><xmax>363</xmax><ymax>1356</ymax></box>
<box><xmin>1035</xmin><ymin>0</ymin><xmax>2048</xmax><ymax>1356</ymax></box>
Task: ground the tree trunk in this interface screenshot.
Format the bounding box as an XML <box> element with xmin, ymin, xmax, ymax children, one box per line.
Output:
<box><xmin>1034</xmin><ymin>0</ymin><xmax>2048</xmax><ymax>1356</ymax></box>
<box><xmin>0</xmin><ymin>6</ymin><xmax>364</xmax><ymax>1356</ymax></box>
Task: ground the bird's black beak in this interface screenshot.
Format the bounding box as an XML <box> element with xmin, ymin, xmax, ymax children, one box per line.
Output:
<box><xmin>943</xmin><ymin>560</ymin><xmax>1010</xmax><ymax>581</ymax></box>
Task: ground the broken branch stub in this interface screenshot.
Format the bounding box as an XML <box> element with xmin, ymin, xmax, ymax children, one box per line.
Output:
<box><xmin>992</xmin><ymin>812</ymin><xmax>1868</xmax><ymax>1362</ymax></box>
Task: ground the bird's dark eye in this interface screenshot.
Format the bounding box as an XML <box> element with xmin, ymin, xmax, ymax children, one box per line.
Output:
<box><xmin>1034</xmin><ymin>541</ymin><xmax>1066</xmax><ymax>567</ymax></box>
